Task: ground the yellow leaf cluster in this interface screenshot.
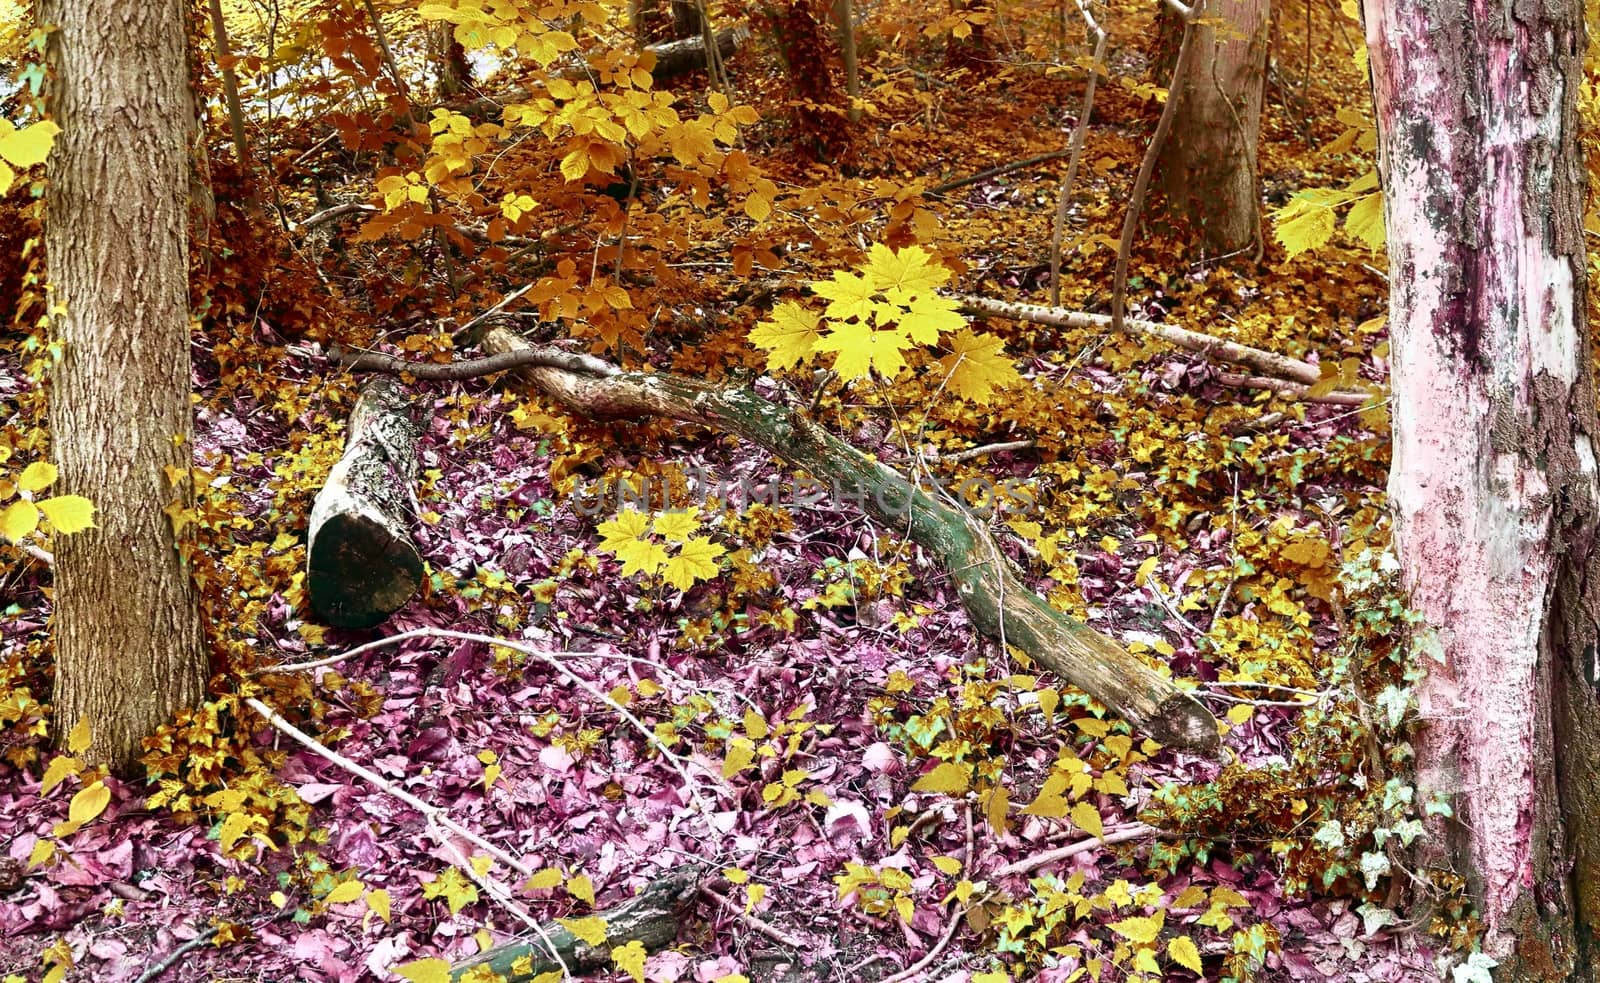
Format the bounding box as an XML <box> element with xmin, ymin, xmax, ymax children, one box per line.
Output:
<box><xmin>595</xmin><ymin>506</ymin><xmax>726</xmax><ymax>590</ymax></box>
<box><xmin>748</xmin><ymin>244</ymin><xmax>1018</xmax><ymax>401</ymax></box>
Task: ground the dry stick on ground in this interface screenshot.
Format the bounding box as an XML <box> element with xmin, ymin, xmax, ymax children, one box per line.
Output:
<box><xmin>1215</xmin><ymin>371</ymin><xmax>1371</xmax><ymax>406</ymax></box>
<box><xmin>954</xmin><ymin>293</ymin><xmax>1371</xmax><ymax>398</ymax></box>
<box><xmin>246</xmin><ymin>696</ymin><xmax>536</xmax><ymax>877</ymax></box>
<box><xmin>334</xmin><ymin>338</ymin><xmax>1221</xmax><ymax>754</ymax></box>
<box><xmin>1047</xmin><ymin>0</ymin><xmax>1108</xmax><ymax>306</ymax></box>
<box><xmin>881</xmin><ymin>803</ymin><xmax>976</xmax><ymax>983</ymax></box>
<box><xmin>926</xmin><ymin>148</ymin><xmax>1078</xmax><ymax>197</ymax></box>
<box><xmin>991</xmin><ymin>823</ymin><xmax>1159</xmax><ymax>878</ymax></box>
<box><xmin>1111</xmin><ymin>1</ymin><xmax>1200</xmax><ymax>338</ymax></box>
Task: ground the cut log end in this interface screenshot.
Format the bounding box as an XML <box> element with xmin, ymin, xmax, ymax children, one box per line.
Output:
<box><xmin>1147</xmin><ymin>692</ymin><xmax>1222</xmax><ymax>758</ymax></box>
<box><xmin>308</xmin><ymin>510</ymin><xmax>423</xmax><ymax>629</ymax></box>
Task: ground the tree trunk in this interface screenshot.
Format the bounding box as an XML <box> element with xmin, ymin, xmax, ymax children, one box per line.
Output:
<box><xmin>42</xmin><ymin>0</ymin><xmax>208</xmax><ymax>771</ymax></box>
<box><xmin>1368</xmin><ymin>0</ymin><xmax>1600</xmax><ymax>970</ymax></box>
<box><xmin>427</xmin><ymin>20</ymin><xmax>472</xmax><ymax>99</ymax></box>
<box><xmin>757</xmin><ymin>0</ymin><xmax>848</xmax><ymax>161</ymax></box>
<box><xmin>1155</xmin><ymin>0</ymin><xmax>1269</xmax><ymax>255</ymax></box>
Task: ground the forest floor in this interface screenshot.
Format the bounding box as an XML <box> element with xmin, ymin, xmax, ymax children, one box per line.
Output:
<box><xmin>0</xmin><ymin>7</ymin><xmax>1468</xmax><ymax>983</ymax></box>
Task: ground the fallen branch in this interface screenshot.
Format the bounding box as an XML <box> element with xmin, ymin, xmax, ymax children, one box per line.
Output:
<box><xmin>954</xmin><ymin>293</ymin><xmax>1344</xmax><ymax>391</ymax></box>
<box><xmin>992</xmin><ymin>823</ymin><xmax>1159</xmax><ymax>878</ymax></box>
<box><xmin>927</xmin><ymin>148</ymin><xmax>1078</xmax><ymax>197</ymax></box>
<box><xmin>328</xmin><ymin>341</ymin><xmax>620</xmax><ymax>381</ymax></box>
<box><xmin>245</xmin><ymin>696</ymin><xmax>535</xmax><ymax>878</ymax></box>
<box><xmin>1215</xmin><ymin>371</ymin><xmax>1373</xmax><ymax>406</ymax></box>
<box><xmin>337</xmin><ymin>337</ymin><xmax>1221</xmax><ymax>755</ymax></box>
<box><xmin>927</xmin><ymin>439</ymin><xmax>1037</xmax><ymax>464</ymax></box>
<box><xmin>450</xmin><ymin>867</ymin><xmax>703</xmax><ymax>983</ymax></box>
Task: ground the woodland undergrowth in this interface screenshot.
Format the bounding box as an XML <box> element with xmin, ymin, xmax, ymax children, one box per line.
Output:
<box><xmin>4</xmin><ymin>0</ymin><xmax>1599</xmax><ymax>980</ymax></box>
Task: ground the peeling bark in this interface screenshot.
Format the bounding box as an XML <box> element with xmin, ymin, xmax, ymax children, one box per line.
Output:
<box><xmin>1368</xmin><ymin>0</ymin><xmax>1600</xmax><ymax>968</ymax></box>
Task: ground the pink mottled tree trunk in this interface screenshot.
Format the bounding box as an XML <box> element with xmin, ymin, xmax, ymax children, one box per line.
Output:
<box><xmin>1367</xmin><ymin>0</ymin><xmax>1600</xmax><ymax>972</ymax></box>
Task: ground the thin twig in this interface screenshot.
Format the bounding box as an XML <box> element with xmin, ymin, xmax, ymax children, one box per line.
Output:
<box><xmin>927</xmin><ymin>439</ymin><xmax>1037</xmax><ymax>464</ymax></box>
<box><xmin>299</xmin><ymin>201</ymin><xmax>378</xmax><ymax>230</ymax></box>
<box><xmin>245</xmin><ymin>697</ymin><xmax>535</xmax><ymax>876</ymax></box>
<box><xmin>133</xmin><ymin>926</ymin><xmax>220</xmax><ymax>983</ymax></box>
<box><xmin>926</xmin><ymin>148</ymin><xmax>1078</xmax><ymax>197</ymax></box>
<box><xmin>991</xmin><ymin>824</ymin><xmax>1158</xmax><ymax>878</ymax></box>
<box><xmin>1214</xmin><ymin>371</ymin><xmax>1373</xmax><ymax>405</ymax></box>
<box><xmin>1048</xmin><ymin>0</ymin><xmax>1107</xmax><ymax>305</ymax></box>
<box><xmin>955</xmin><ymin>293</ymin><xmax>1358</xmax><ymax>392</ymax></box>
<box><xmin>700</xmin><ymin>886</ymin><xmax>818</xmax><ymax>953</ymax></box>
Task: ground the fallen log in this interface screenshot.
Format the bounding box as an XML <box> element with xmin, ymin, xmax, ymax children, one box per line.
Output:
<box><xmin>449</xmin><ymin>866</ymin><xmax>701</xmax><ymax>982</ymax></box>
<box><xmin>446</xmin><ymin>28</ymin><xmax>748</xmax><ymax>122</ymax></box>
<box><xmin>306</xmin><ymin>376</ymin><xmax>425</xmax><ymax>628</ymax></box>
<box><xmin>332</xmin><ymin>337</ymin><xmax>1221</xmax><ymax>755</ymax></box>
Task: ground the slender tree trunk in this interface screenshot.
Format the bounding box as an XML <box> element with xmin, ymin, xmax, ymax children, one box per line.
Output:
<box><xmin>832</xmin><ymin>0</ymin><xmax>860</xmax><ymax>123</ymax></box>
<box><xmin>1155</xmin><ymin>0</ymin><xmax>1269</xmax><ymax>255</ymax></box>
<box><xmin>427</xmin><ymin>21</ymin><xmax>472</xmax><ymax>99</ymax></box>
<box><xmin>1368</xmin><ymin>0</ymin><xmax>1600</xmax><ymax>970</ymax></box>
<box><xmin>42</xmin><ymin>0</ymin><xmax>209</xmax><ymax>772</ymax></box>
<box><xmin>204</xmin><ymin>0</ymin><xmax>251</xmax><ymax>169</ymax></box>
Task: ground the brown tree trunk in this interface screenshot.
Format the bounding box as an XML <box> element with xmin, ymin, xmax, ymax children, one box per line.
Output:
<box><xmin>757</xmin><ymin>0</ymin><xmax>847</xmax><ymax>160</ymax></box>
<box><xmin>1155</xmin><ymin>0</ymin><xmax>1269</xmax><ymax>255</ymax></box>
<box><xmin>427</xmin><ymin>21</ymin><xmax>472</xmax><ymax>99</ymax></box>
<box><xmin>42</xmin><ymin>0</ymin><xmax>208</xmax><ymax>772</ymax></box>
<box><xmin>1369</xmin><ymin>0</ymin><xmax>1600</xmax><ymax>970</ymax></box>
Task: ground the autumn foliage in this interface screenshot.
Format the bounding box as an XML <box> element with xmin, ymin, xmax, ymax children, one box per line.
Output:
<box><xmin>2</xmin><ymin>0</ymin><xmax>1599</xmax><ymax>980</ymax></box>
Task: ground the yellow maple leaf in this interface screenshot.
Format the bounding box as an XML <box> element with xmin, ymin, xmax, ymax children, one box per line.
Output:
<box><xmin>614</xmin><ymin>537</ymin><xmax>669</xmax><ymax>577</ymax></box>
<box><xmin>810</xmin><ymin>270</ymin><xmax>878</xmax><ymax>323</ymax></box>
<box><xmin>817</xmin><ymin>321</ymin><xmax>910</xmax><ymax>381</ymax></box>
<box><xmin>651</xmin><ymin>507</ymin><xmax>701</xmax><ymax>541</ymax></box>
<box><xmin>898</xmin><ymin>292</ymin><xmax>965</xmax><ymax>343</ymax></box>
<box><xmin>749</xmin><ymin>302</ymin><xmax>822</xmax><ymax>371</ymax></box>
<box><xmin>597</xmin><ymin>508</ymin><xmax>652</xmax><ymax>552</ymax></box>
<box><xmin>862</xmin><ymin>243</ymin><xmax>949</xmax><ymax>293</ymax></box>
<box><xmin>939</xmin><ymin>329</ymin><xmax>1021</xmax><ymax>402</ymax></box>
<box><xmin>662</xmin><ymin>536</ymin><xmax>725</xmax><ymax>591</ymax></box>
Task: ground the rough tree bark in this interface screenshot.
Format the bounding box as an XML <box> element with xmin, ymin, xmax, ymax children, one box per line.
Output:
<box><xmin>1155</xmin><ymin>0</ymin><xmax>1269</xmax><ymax>255</ymax></box>
<box><xmin>1368</xmin><ymin>0</ymin><xmax>1600</xmax><ymax>970</ymax></box>
<box><xmin>43</xmin><ymin>0</ymin><xmax>209</xmax><ymax>771</ymax></box>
